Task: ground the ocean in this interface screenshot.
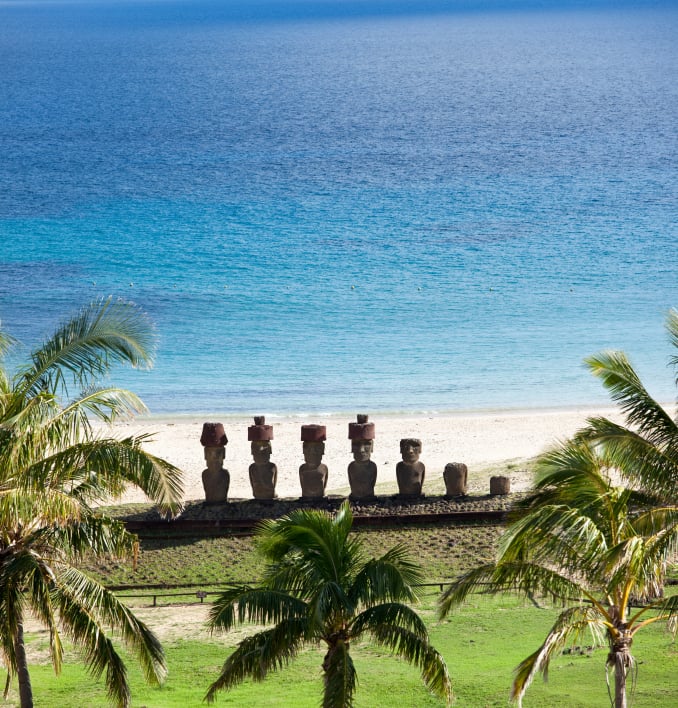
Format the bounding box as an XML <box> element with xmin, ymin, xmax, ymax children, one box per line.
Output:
<box><xmin>1</xmin><ymin>0</ymin><xmax>677</xmax><ymax>415</ymax></box>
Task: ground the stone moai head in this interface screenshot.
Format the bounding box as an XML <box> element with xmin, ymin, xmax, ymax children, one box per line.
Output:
<box><xmin>351</xmin><ymin>439</ymin><xmax>373</xmax><ymax>462</ymax></box>
<box><xmin>201</xmin><ymin>422</ymin><xmax>227</xmax><ymax>470</ymax></box>
<box><xmin>248</xmin><ymin>416</ymin><xmax>274</xmax><ymax>463</ymax></box>
<box><xmin>301</xmin><ymin>424</ymin><xmax>326</xmax><ymax>465</ymax></box>
<box><xmin>400</xmin><ymin>438</ymin><xmax>422</xmax><ymax>464</ymax></box>
<box><xmin>251</xmin><ymin>440</ymin><xmax>272</xmax><ymax>463</ymax></box>
<box><xmin>204</xmin><ymin>446</ymin><xmax>225</xmax><ymax>472</ymax></box>
<box><xmin>348</xmin><ymin>414</ymin><xmax>375</xmax><ymax>462</ymax></box>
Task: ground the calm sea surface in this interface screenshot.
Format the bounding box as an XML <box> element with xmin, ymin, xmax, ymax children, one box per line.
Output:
<box><xmin>1</xmin><ymin>1</ymin><xmax>677</xmax><ymax>415</ymax></box>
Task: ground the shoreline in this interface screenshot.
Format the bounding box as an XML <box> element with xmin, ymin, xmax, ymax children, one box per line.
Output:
<box><xmin>131</xmin><ymin>400</ymin><xmax>632</xmax><ymax>423</ymax></box>
<box><xmin>98</xmin><ymin>403</ymin><xmax>673</xmax><ymax>506</ymax></box>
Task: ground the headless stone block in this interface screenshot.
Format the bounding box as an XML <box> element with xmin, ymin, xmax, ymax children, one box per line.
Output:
<box><xmin>444</xmin><ymin>462</ymin><xmax>468</xmax><ymax>497</ymax></box>
<box><xmin>490</xmin><ymin>475</ymin><xmax>511</xmax><ymax>496</ymax></box>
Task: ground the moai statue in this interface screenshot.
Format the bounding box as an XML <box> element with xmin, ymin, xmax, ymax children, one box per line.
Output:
<box><xmin>490</xmin><ymin>475</ymin><xmax>511</xmax><ymax>496</ymax></box>
<box><xmin>347</xmin><ymin>414</ymin><xmax>377</xmax><ymax>500</ymax></box>
<box><xmin>444</xmin><ymin>462</ymin><xmax>468</xmax><ymax>498</ymax></box>
<box><xmin>248</xmin><ymin>416</ymin><xmax>277</xmax><ymax>501</ymax></box>
<box><xmin>200</xmin><ymin>422</ymin><xmax>229</xmax><ymax>504</ymax></box>
<box><xmin>396</xmin><ymin>438</ymin><xmax>425</xmax><ymax>498</ymax></box>
<box><xmin>299</xmin><ymin>424</ymin><xmax>328</xmax><ymax>499</ymax></box>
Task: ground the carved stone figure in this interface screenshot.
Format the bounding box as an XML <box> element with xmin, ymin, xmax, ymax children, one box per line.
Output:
<box><xmin>490</xmin><ymin>475</ymin><xmax>511</xmax><ymax>495</ymax></box>
<box><xmin>396</xmin><ymin>438</ymin><xmax>425</xmax><ymax>498</ymax></box>
<box><xmin>248</xmin><ymin>416</ymin><xmax>277</xmax><ymax>500</ymax></box>
<box><xmin>347</xmin><ymin>414</ymin><xmax>377</xmax><ymax>500</ymax></box>
<box><xmin>444</xmin><ymin>462</ymin><xmax>468</xmax><ymax>497</ymax></box>
<box><xmin>299</xmin><ymin>424</ymin><xmax>328</xmax><ymax>499</ymax></box>
<box><xmin>200</xmin><ymin>422</ymin><xmax>229</xmax><ymax>504</ymax></box>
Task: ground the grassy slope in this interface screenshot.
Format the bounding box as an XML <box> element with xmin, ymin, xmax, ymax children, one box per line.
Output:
<box><xmin>86</xmin><ymin>523</ymin><xmax>504</xmax><ymax>588</ymax></box>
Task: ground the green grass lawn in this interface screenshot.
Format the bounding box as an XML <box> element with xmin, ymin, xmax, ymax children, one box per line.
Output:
<box><xmin>5</xmin><ymin>593</ymin><xmax>677</xmax><ymax>707</ymax></box>
<box><xmin>3</xmin><ymin>519</ymin><xmax>676</xmax><ymax>706</ymax></box>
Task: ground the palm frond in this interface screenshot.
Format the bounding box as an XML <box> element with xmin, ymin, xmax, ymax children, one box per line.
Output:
<box><xmin>369</xmin><ymin>623</ymin><xmax>452</xmax><ymax>704</ymax></box>
<box><xmin>349</xmin><ymin>544</ymin><xmax>422</xmax><ymax>607</ymax></box>
<box><xmin>0</xmin><ymin>553</ymin><xmax>35</xmax><ymax>676</ymax></box>
<box><xmin>15</xmin><ymin>298</ymin><xmax>155</xmax><ymax>401</ymax></box>
<box><xmin>46</xmin><ymin>514</ymin><xmax>137</xmax><ymax>561</ymax></box>
<box><xmin>0</xmin><ymin>340</ymin><xmax>13</xmax><ymax>399</ymax></box>
<box><xmin>333</xmin><ymin>501</ymin><xmax>355</xmax><ymax>544</ymax></box>
<box><xmin>0</xmin><ymin>487</ymin><xmax>82</xmax><ymax>531</ymax></box>
<box><xmin>22</xmin><ymin>554</ymin><xmax>64</xmax><ymax>674</ymax></box>
<box><xmin>308</xmin><ymin>581</ymin><xmax>354</xmax><ymax>631</ymax></box>
<box><xmin>259</xmin><ymin>503</ymin><xmax>358</xmax><ymax>573</ymax></box>
<box><xmin>0</xmin><ymin>550</ymin><xmax>66</xmax><ymax>686</ymax></box>
<box><xmin>603</xmin><ymin>536</ymin><xmax>656</xmax><ymax>605</ymax></box>
<box><xmin>207</xmin><ymin>586</ymin><xmax>307</xmax><ymax>633</ymax></box>
<box><xmin>619</xmin><ymin>512</ymin><xmax>678</xmax><ymax>605</ymax></box>
<box><xmin>500</xmin><ymin>503</ymin><xmax>607</xmax><ymax>565</ymax></box>
<box><xmin>0</xmin><ymin>393</ymin><xmax>61</xmax><ymax>475</ymax></box>
<box><xmin>666</xmin><ymin>308</ymin><xmax>678</xmax><ymax>384</ymax></box>
<box><xmin>439</xmin><ymin>564</ymin><xmax>499</xmax><ymax>618</ymax></box>
<box><xmin>439</xmin><ymin>561</ymin><xmax>588</xmax><ymax>620</ymax></box>
<box><xmin>631</xmin><ymin>594</ymin><xmax>678</xmax><ymax>632</ymax></box>
<box><xmin>585</xmin><ymin>350</ymin><xmax>676</xmax><ymax>440</ymax></box>
<box><xmin>632</xmin><ymin>505</ymin><xmax>678</xmax><ymax>537</ymax></box>
<box><xmin>204</xmin><ymin>619</ymin><xmax>308</xmax><ymax>703</ymax></box>
<box><xmin>0</xmin><ymin>328</ymin><xmax>16</xmax><ymax>360</ymax></box>
<box><xmin>257</xmin><ymin>504</ymin><xmax>363</xmax><ymax>596</ymax></box>
<box><xmin>20</xmin><ymin>435</ymin><xmax>184</xmax><ymax>516</ymax></box>
<box><xmin>512</xmin><ymin>605</ymin><xmax>605</xmax><ymax>707</ymax></box>
<box><xmin>579</xmin><ymin>417</ymin><xmax>678</xmax><ymax>499</ymax></box>
<box><xmin>61</xmin><ymin>386</ymin><xmax>148</xmax><ymax>424</ymax></box>
<box><xmin>83</xmin><ymin>434</ymin><xmax>185</xmax><ymax>516</ymax></box>
<box><xmin>55</xmin><ymin>566</ymin><xmax>166</xmax><ymax>704</ymax></box>
<box><xmin>528</xmin><ymin>440</ymin><xmax>612</xmax><ymax>505</ymax></box>
<box><xmin>350</xmin><ymin>602</ymin><xmax>427</xmax><ymax>640</ymax></box>
<box><xmin>4</xmin><ymin>387</ymin><xmax>147</xmax><ymax>467</ymax></box>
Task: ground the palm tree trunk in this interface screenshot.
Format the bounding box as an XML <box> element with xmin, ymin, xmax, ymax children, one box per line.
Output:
<box><xmin>611</xmin><ymin>633</ymin><xmax>633</xmax><ymax>708</ymax></box>
<box><xmin>614</xmin><ymin>662</ymin><xmax>627</xmax><ymax>708</ymax></box>
<box><xmin>14</xmin><ymin>621</ymin><xmax>33</xmax><ymax>708</ymax></box>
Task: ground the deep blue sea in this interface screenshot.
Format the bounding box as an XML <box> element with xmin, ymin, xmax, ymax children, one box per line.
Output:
<box><xmin>1</xmin><ymin>0</ymin><xmax>677</xmax><ymax>415</ymax></box>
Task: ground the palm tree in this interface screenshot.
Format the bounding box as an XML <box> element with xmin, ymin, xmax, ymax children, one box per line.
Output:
<box><xmin>0</xmin><ymin>298</ymin><xmax>184</xmax><ymax>707</ymax></box>
<box><xmin>439</xmin><ymin>440</ymin><xmax>678</xmax><ymax>708</ymax></box>
<box><xmin>576</xmin><ymin>308</ymin><xmax>678</xmax><ymax>501</ymax></box>
<box><xmin>205</xmin><ymin>502</ymin><xmax>452</xmax><ymax>707</ymax></box>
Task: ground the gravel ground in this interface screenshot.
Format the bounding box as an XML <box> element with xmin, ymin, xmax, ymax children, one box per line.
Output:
<box><xmin>117</xmin><ymin>492</ymin><xmax>525</xmax><ymax>523</ymax></box>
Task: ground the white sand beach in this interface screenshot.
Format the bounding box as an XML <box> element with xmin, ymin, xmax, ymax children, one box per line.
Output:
<box><xmin>99</xmin><ymin>406</ymin><xmax>639</xmax><ymax>505</ymax></box>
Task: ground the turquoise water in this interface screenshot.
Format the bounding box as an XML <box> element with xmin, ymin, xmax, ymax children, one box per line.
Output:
<box><xmin>1</xmin><ymin>1</ymin><xmax>677</xmax><ymax>414</ymax></box>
